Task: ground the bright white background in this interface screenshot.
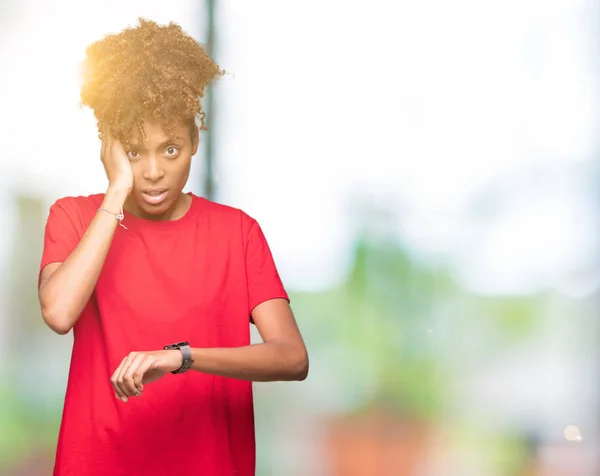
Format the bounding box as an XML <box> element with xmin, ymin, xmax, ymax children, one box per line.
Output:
<box><xmin>0</xmin><ymin>1</ymin><xmax>597</xmax><ymax>295</ymax></box>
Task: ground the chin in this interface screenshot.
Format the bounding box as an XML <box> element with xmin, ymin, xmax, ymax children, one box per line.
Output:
<box><xmin>133</xmin><ymin>196</ymin><xmax>171</xmax><ymax>217</ymax></box>
<box><xmin>142</xmin><ymin>202</ymin><xmax>171</xmax><ymax>215</ymax></box>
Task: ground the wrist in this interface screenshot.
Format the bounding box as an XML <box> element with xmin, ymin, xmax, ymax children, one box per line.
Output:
<box><xmin>162</xmin><ymin>349</ymin><xmax>183</xmax><ymax>372</ymax></box>
<box><xmin>105</xmin><ymin>185</ymin><xmax>130</xmax><ymax>205</ymax></box>
<box><xmin>164</xmin><ymin>342</ymin><xmax>194</xmax><ymax>374</ymax></box>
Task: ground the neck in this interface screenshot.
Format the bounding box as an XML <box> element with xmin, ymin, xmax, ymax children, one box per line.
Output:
<box><xmin>124</xmin><ymin>192</ymin><xmax>192</xmax><ymax>221</ymax></box>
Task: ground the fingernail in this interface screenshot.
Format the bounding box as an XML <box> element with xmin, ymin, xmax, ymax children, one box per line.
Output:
<box><xmin>121</xmin><ymin>396</ymin><xmax>128</xmax><ymax>402</ymax></box>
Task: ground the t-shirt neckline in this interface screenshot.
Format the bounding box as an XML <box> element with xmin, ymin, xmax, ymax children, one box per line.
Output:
<box><xmin>119</xmin><ymin>192</ymin><xmax>203</xmax><ymax>231</ymax></box>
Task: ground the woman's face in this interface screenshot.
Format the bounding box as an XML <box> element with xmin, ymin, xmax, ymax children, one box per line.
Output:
<box><xmin>122</xmin><ymin>120</ymin><xmax>198</xmax><ymax>220</ymax></box>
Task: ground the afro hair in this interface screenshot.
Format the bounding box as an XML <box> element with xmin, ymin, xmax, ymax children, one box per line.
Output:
<box><xmin>80</xmin><ymin>18</ymin><xmax>223</xmax><ymax>142</ymax></box>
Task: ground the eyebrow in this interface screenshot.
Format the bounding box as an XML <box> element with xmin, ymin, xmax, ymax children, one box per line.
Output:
<box><xmin>131</xmin><ymin>137</ymin><xmax>185</xmax><ymax>150</ymax></box>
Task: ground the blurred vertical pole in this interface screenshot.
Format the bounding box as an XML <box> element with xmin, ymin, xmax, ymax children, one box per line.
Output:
<box><xmin>203</xmin><ymin>0</ymin><xmax>216</xmax><ymax>200</ymax></box>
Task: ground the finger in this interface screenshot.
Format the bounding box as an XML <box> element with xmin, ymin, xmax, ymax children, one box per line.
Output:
<box><xmin>118</xmin><ymin>353</ymin><xmax>141</xmax><ymax>397</ymax></box>
<box><xmin>102</xmin><ymin>126</ymin><xmax>112</xmax><ymax>142</ymax></box>
<box><xmin>112</xmin><ymin>137</ymin><xmax>127</xmax><ymax>156</ymax></box>
<box><xmin>133</xmin><ymin>356</ymin><xmax>156</xmax><ymax>393</ymax></box>
<box><xmin>122</xmin><ymin>354</ymin><xmax>146</xmax><ymax>396</ymax></box>
<box><xmin>102</xmin><ymin>140</ymin><xmax>115</xmax><ymax>168</ymax></box>
<box><xmin>115</xmin><ymin>353</ymin><xmax>137</xmax><ymax>401</ymax></box>
<box><xmin>110</xmin><ymin>358</ymin><xmax>129</xmax><ymax>402</ymax></box>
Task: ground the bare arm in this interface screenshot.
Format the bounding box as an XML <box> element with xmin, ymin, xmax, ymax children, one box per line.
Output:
<box><xmin>39</xmin><ymin>187</ymin><xmax>129</xmax><ymax>334</ymax></box>
<box><xmin>188</xmin><ymin>299</ymin><xmax>308</xmax><ymax>381</ymax></box>
<box><xmin>39</xmin><ymin>136</ymin><xmax>133</xmax><ymax>335</ymax></box>
<box><xmin>110</xmin><ymin>299</ymin><xmax>309</xmax><ymax>401</ymax></box>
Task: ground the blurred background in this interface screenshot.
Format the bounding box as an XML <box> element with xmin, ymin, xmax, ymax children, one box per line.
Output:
<box><xmin>1</xmin><ymin>0</ymin><xmax>600</xmax><ymax>474</ymax></box>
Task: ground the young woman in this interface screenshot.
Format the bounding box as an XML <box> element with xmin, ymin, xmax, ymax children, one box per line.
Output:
<box><xmin>38</xmin><ymin>19</ymin><xmax>308</xmax><ymax>476</ymax></box>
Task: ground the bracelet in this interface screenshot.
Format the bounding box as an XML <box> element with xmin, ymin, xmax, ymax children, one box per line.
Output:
<box><xmin>97</xmin><ymin>207</ymin><xmax>127</xmax><ymax>229</ymax></box>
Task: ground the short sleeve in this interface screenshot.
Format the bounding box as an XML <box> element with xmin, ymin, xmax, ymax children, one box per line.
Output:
<box><xmin>245</xmin><ymin>219</ymin><xmax>289</xmax><ymax>315</ymax></box>
<box><xmin>39</xmin><ymin>199</ymin><xmax>81</xmax><ymax>283</ymax></box>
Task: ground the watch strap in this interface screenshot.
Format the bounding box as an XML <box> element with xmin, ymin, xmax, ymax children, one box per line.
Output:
<box><xmin>164</xmin><ymin>341</ymin><xmax>194</xmax><ymax>374</ymax></box>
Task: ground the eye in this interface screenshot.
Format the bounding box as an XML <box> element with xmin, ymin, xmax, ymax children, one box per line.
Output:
<box><xmin>165</xmin><ymin>146</ymin><xmax>180</xmax><ymax>157</ymax></box>
<box><xmin>127</xmin><ymin>150</ymin><xmax>140</xmax><ymax>159</ymax></box>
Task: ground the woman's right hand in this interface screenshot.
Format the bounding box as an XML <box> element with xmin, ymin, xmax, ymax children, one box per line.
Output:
<box><xmin>101</xmin><ymin>134</ymin><xmax>134</xmax><ymax>195</ymax></box>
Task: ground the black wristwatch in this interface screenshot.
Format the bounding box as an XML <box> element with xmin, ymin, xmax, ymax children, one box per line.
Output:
<box><xmin>163</xmin><ymin>341</ymin><xmax>194</xmax><ymax>374</ymax></box>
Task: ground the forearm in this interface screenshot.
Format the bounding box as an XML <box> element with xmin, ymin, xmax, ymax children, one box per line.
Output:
<box><xmin>39</xmin><ymin>187</ymin><xmax>128</xmax><ymax>334</ymax></box>
<box><xmin>190</xmin><ymin>342</ymin><xmax>309</xmax><ymax>382</ymax></box>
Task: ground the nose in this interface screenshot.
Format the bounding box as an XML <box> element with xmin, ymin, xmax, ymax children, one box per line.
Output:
<box><xmin>143</xmin><ymin>156</ymin><xmax>165</xmax><ymax>182</ymax></box>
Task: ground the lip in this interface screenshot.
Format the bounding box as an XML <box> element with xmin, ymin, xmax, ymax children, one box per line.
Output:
<box><xmin>141</xmin><ymin>188</ymin><xmax>169</xmax><ymax>206</ymax></box>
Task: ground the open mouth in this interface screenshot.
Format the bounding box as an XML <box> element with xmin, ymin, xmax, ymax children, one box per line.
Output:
<box><xmin>141</xmin><ymin>190</ymin><xmax>168</xmax><ymax>205</ymax></box>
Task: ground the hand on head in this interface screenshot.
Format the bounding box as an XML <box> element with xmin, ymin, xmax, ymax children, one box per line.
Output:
<box><xmin>101</xmin><ymin>132</ymin><xmax>134</xmax><ymax>195</ymax></box>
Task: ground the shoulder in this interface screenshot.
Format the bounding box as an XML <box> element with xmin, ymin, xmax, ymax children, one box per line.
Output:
<box><xmin>51</xmin><ymin>193</ymin><xmax>104</xmax><ymax>210</ymax></box>
<box><xmin>196</xmin><ymin>196</ymin><xmax>257</xmax><ymax>233</ymax></box>
<box><xmin>47</xmin><ymin>193</ymin><xmax>104</xmax><ymax>228</ymax></box>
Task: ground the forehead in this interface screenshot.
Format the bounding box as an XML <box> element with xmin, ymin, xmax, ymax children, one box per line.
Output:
<box><xmin>127</xmin><ymin>121</ymin><xmax>190</xmax><ymax>146</ymax></box>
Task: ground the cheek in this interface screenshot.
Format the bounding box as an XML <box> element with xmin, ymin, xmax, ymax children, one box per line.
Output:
<box><xmin>174</xmin><ymin>157</ymin><xmax>192</xmax><ymax>184</ymax></box>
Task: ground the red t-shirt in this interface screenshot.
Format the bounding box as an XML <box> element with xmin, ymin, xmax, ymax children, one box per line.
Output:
<box><xmin>40</xmin><ymin>193</ymin><xmax>288</xmax><ymax>476</ymax></box>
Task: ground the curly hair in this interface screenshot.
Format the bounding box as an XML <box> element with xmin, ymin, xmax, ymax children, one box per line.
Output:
<box><xmin>80</xmin><ymin>18</ymin><xmax>223</xmax><ymax>142</ymax></box>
